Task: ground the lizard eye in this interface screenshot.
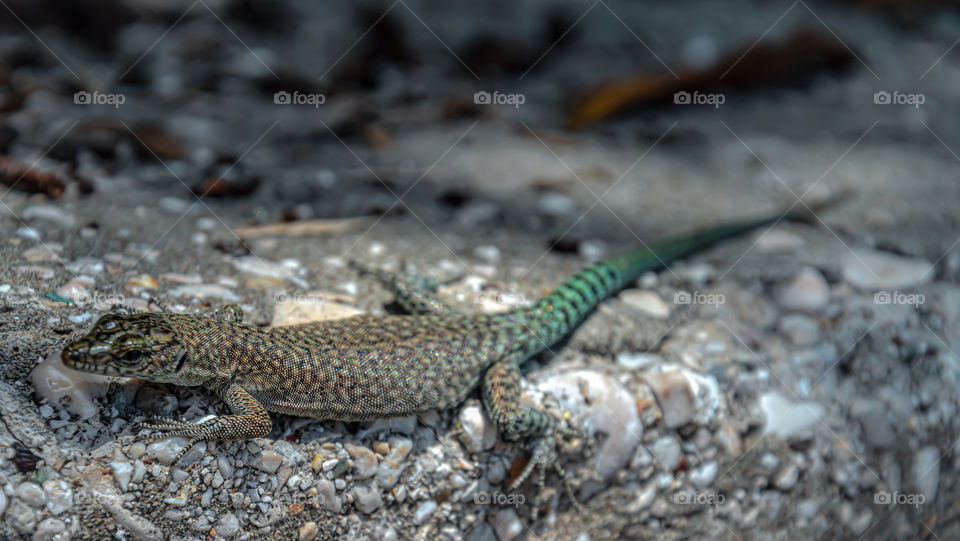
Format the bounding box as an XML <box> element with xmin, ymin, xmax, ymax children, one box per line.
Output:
<box><xmin>102</xmin><ymin>320</ymin><xmax>118</xmax><ymax>330</ymax></box>
<box><xmin>121</xmin><ymin>350</ymin><xmax>143</xmax><ymax>365</ymax></box>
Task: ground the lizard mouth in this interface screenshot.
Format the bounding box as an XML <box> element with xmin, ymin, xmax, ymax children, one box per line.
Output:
<box><xmin>61</xmin><ymin>343</ymin><xmax>120</xmax><ymax>375</ymax></box>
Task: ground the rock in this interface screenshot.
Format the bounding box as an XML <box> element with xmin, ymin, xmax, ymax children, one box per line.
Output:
<box><xmin>134</xmin><ymin>387</ymin><xmax>179</xmax><ymax>417</ymax></box>
<box><xmin>538</xmin><ymin>192</ymin><xmax>575</xmax><ymax>215</ymax></box>
<box><xmin>345</xmin><ymin>444</ymin><xmax>378</xmax><ymax>479</ymax></box>
<box><xmin>298</xmin><ymin>521</ymin><xmax>319</xmax><ymax>541</ymax></box>
<box><xmin>316</xmin><ymin>479</ymin><xmax>340</xmax><ymax>512</ymax></box>
<box><xmin>17</xmin><ymin>482</ymin><xmax>45</xmax><ymax>507</ymax></box>
<box><xmin>147</xmin><ymin>439</ymin><xmax>190</xmax><ymax>466</ymax></box>
<box><xmin>777</xmin><ymin>267</ymin><xmax>830</xmax><ymax>313</ymax></box>
<box><xmin>641</xmin><ymin>365</ymin><xmax>721</xmax><ymax>428</ymax></box>
<box><xmin>252</xmin><ymin>450</ymin><xmax>283</xmax><ymax>474</ymax></box>
<box><xmin>167</xmin><ymin>284</ymin><xmax>239</xmax><ymax>302</ymax></box>
<box><xmin>31</xmin><ymin>352</ymin><xmax>110</xmax><ymax>419</ymax></box>
<box><xmin>8</xmin><ymin>500</ymin><xmax>37</xmax><ymax>534</ymax></box>
<box><xmin>216</xmin><ymin>512</ymin><xmax>241</xmax><ymax>537</ymax></box>
<box><xmin>650</xmin><ymin>436</ymin><xmax>683</xmax><ymax>471</ymax></box>
<box><xmin>377</xmin><ymin>438</ymin><xmax>413</xmax><ymax>488</ymax></box>
<box><xmin>841</xmin><ymin>249</ymin><xmax>934</xmax><ymax>289</ymax></box>
<box><xmin>759</xmin><ymin>391</ymin><xmax>826</xmax><ymax>440</ymax></box>
<box><xmin>754</xmin><ymin>228</ymin><xmax>806</xmax><ymax>252</ymax></box>
<box><xmin>911</xmin><ymin>445</ymin><xmax>940</xmax><ymax>504</ymax></box>
<box><xmin>491</xmin><ymin>508</ymin><xmax>523</xmax><ymax>541</ymax></box>
<box><xmin>779</xmin><ymin>314</ymin><xmax>820</xmax><ymax>347</ymax></box>
<box><xmin>689</xmin><ymin>461</ymin><xmax>718</xmax><ymax>488</ymax></box>
<box><xmin>458</xmin><ymin>404</ymin><xmax>497</xmax><ymax>453</ymax></box>
<box><xmin>158</xmin><ymin>197</ymin><xmax>191</xmax><ymax>213</ymax></box>
<box><xmin>774</xmin><ymin>462</ymin><xmax>800</xmax><ymax>490</ymax></box>
<box><xmin>474</xmin><ymin>245</ymin><xmax>500</xmax><ymax>262</ymax></box>
<box><xmin>413</xmin><ymin>500</ymin><xmax>437</xmax><ymax>525</ymax></box>
<box><xmin>22</xmin><ymin>205</ymin><xmax>75</xmax><ymax>228</ymax></box>
<box><xmin>111</xmin><ymin>462</ymin><xmax>133</xmax><ymax>491</ymax></box>
<box><xmin>352</xmin><ymin>484</ymin><xmax>383</xmax><ymax>514</ymax></box>
<box><xmin>538</xmin><ymin>370</ymin><xmax>643</xmax><ymax>482</ymax></box>
<box><xmin>620</xmin><ymin>290</ymin><xmax>670</xmax><ymax>319</ymax></box>
<box><xmin>54</xmin><ymin>280</ymin><xmax>90</xmax><ymax>305</ymax></box>
<box><xmin>32</xmin><ymin>518</ymin><xmax>68</xmax><ymax>541</ymax></box>
<box><xmin>0</xmin><ymin>489</ymin><xmax>7</xmax><ymax>518</ymax></box>
<box><xmin>616</xmin><ymin>352</ymin><xmax>661</xmax><ymax>370</ymax></box>
<box><xmin>16</xmin><ymin>265</ymin><xmax>55</xmax><ymax>279</ymax></box>
<box><xmin>851</xmin><ymin>400</ymin><xmax>896</xmax><ymax>449</ymax></box>
<box><xmin>23</xmin><ymin>245</ymin><xmax>62</xmax><ymax>263</ymax></box>
<box><xmin>231</xmin><ymin>256</ymin><xmax>307</xmax><ymax>288</ymax></box>
<box><xmin>270</xmin><ymin>292</ymin><xmax>363</xmax><ymax>325</ymax></box>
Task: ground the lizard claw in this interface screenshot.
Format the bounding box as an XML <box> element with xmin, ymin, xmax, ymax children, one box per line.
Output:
<box><xmin>508</xmin><ymin>430</ymin><xmax>584</xmax><ymax>522</ymax></box>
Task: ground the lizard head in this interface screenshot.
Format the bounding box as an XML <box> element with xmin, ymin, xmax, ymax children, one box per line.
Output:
<box><xmin>61</xmin><ymin>313</ymin><xmax>187</xmax><ymax>380</ymax></box>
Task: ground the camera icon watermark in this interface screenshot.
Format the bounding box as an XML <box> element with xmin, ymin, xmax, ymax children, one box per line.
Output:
<box><xmin>873</xmin><ymin>90</ymin><xmax>925</xmax><ymax>108</ymax></box>
<box><xmin>473</xmin><ymin>90</ymin><xmax>525</xmax><ymax>108</ymax></box>
<box><xmin>473</xmin><ymin>491</ymin><xmax>525</xmax><ymax>508</ymax></box>
<box><xmin>673</xmin><ymin>90</ymin><xmax>724</xmax><ymax>108</ymax></box>
<box><xmin>874</xmin><ymin>490</ymin><xmax>925</xmax><ymax>508</ymax></box>
<box><xmin>673</xmin><ymin>490</ymin><xmax>725</xmax><ymax>507</ymax></box>
<box><xmin>274</xmin><ymin>90</ymin><xmax>326</xmax><ymax>108</ymax></box>
<box><xmin>673</xmin><ymin>290</ymin><xmax>725</xmax><ymax>307</ymax></box>
<box><xmin>74</xmin><ymin>90</ymin><xmax>125</xmax><ymax>108</ymax></box>
<box><xmin>873</xmin><ymin>290</ymin><xmax>924</xmax><ymax>307</ymax></box>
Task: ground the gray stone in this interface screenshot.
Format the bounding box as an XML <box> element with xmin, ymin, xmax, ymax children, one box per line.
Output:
<box><xmin>216</xmin><ymin>512</ymin><xmax>241</xmax><ymax>537</ymax></box>
<box><xmin>779</xmin><ymin>314</ymin><xmax>820</xmax><ymax>347</ymax></box>
<box><xmin>650</xmin><ymin>436</ymin><xmax>682</xmax><ymax>471</ymax></box>
<box><xmin>413</xmin><ymin>500</ymin><xmax>438</xmax><ymax>525</ymax></box>
<box><xmin>777</xmin><ymin>267</ymin><xmax>830</xmax><ymax>313</ymax></box>
<box><xmin>32</xmin><ymin>517</ymin><xmax>68</xmax><ymax>541</ymax></box>
<box><xmin>842</xmin><ymin>249</ymin><xmax>934</xmax><ymax>289</ymax></box>
<box><xmin>42</xmin><ymin>480</ymin><xmax>72</xmax><ymax>515</ymax></box>
<box><xmin>911</xmin><ymin>445</ymin><xmax>940</xmax><ymax>504</ymax></box>
<box><xmin>759</xmin><ymin>391</ymin><xmax>825</xmax><ymax>440</ymax></box>
<box><xmin>17</xmin><ymin>482</ymin><xmax>45</xmax><ymax>507</ymax></box>
<box><xmin>458</xmin><ymin>404</ymin><xmax>496</xmax><ymax>453</ymax></box>
<box><xmin>345</xmin><ymin>444</ymin><xmax>378</xmax><ymax>479</ymax></box>
<box><xmin>352</xmin><ymin>484</ymin><xmax>382</xmax><ymax>514</ymax></box>
<box><xmin>253</xmin><ymin>450</ymin><xmax>283</xmax><ymax>474</ymax></box>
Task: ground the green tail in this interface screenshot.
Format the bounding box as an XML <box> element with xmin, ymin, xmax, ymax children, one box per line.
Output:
<box><xmin>512</xmin><ymin>205</ymin><xmax>819</xmax><ymax>355</ymax></box>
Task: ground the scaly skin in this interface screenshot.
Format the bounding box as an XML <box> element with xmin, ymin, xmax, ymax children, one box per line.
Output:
<box><xmin>61</xmin><ymin>207</ymin><xmax>814</xmax><ymax>517</ymax></box>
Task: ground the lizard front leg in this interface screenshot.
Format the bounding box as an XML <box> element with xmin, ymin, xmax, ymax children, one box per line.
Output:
<box><xmin>481</xmin><ymin>360</ymin><xmax>580</xmax><ymax>520</ymax></box>
<box><xmin>134</xmin><ymin>383</ymin><xmax>271</xmax><ymax>465</ymax></box>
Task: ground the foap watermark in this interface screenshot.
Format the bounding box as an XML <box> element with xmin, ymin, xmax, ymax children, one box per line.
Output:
<box><xmin>873</xmin><ymin>90</ymin><xmax>924</xmax><ymax>108</ymax></box>
<box><xmin>274</xmin><ymin>90</ymin><xmax>326</xmax><ymax>108</ymax></box>
<box><xmin>874</xmin><ymin>490</ymin><xmax>925</xmax><ymax>509</ymax></box>
<box><xmin>673</xmin><ymin>490</ymin><xmax>726</xmax><ymax>507</ymax></box>
<box><xmin>273</xmin><ymin>292</ymin><xmax>328</xmax><ymax>304</ymax></box>
<box><xmin>873</xmin><ymin>290</ymin><xmax>924</xmax><ymax>307</ymax></box>
<box><xmin>473</xmin><ymin>90</ymin><xmax>525</xmax><ymax>108</ymax></box>
<box><xmin>674</xmin><ymin>290</ymin><xmax>725</xmax><ymax>307</ymax></box>
<box><xmin>674</xmin><ymin>90</ymin><xmax>724</xmax><ymax>108</ymax></box>
<box><xmin>74</xmin><ymin>90</ymin><xmax>125</xmax><ymax>108</ymax></box>
<box><xmin>474</xmin><ymin>491</ymin><xmax>525</xmax><ymax>508</ymax></box>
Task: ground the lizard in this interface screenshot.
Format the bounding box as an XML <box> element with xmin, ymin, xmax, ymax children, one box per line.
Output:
<box><xmin>60</xmin><ymin>204</ymin><xmax>823</xmax><ymax>518</ymax></box>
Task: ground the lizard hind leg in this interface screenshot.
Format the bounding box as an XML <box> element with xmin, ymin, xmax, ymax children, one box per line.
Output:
<box><xmin>350</xmin><ymin>260</ymin><xmax>459</xmax><ymax>315</ymax></box>
<box><xmin>482</xmin><ymin>360</ymin><xmax>583</xmax><ymax>521</ymax></box>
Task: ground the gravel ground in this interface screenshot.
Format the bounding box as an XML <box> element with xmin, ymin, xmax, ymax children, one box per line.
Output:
<box><xmin>1</xmin><ymin>1</ymin><xmax>960</xmax><ymax>539</ymax></box>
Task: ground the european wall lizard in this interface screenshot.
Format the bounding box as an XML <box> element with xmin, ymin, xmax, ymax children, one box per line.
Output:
<box><xmin>61</xmin><ymin>205</ymin><xmax>820</xmax><ymax>516</ymax></box>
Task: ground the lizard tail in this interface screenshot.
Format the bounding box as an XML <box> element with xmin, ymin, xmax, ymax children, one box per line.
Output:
<box><xmin>515</xmin><ymin>196</ymin><xmax>844</xmax><ymax>351</ymax></box>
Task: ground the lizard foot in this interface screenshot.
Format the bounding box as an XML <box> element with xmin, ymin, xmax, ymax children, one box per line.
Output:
<box><xmin>508</xmin><ymin>427</ymin><xmax>585</xmax><ymax>522</ymax></box>
<box><xmin>131</xmin><ymin>417</ymin><xmax>206</xmax><ymax>467</ymax></box>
